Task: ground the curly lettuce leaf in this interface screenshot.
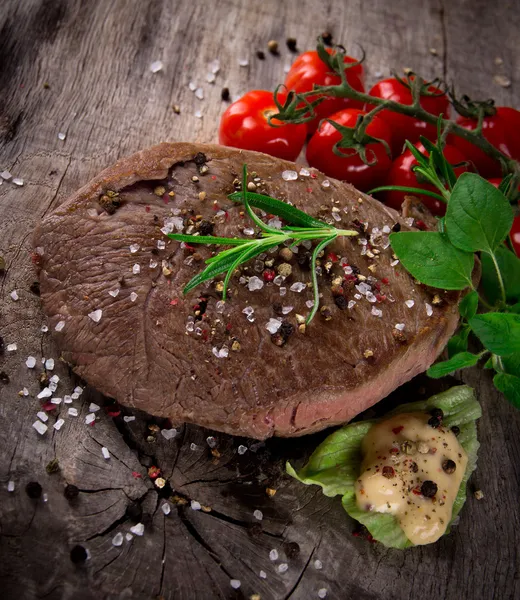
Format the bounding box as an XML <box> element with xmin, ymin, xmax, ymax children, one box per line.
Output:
<box><xmin>287</xmin><ymin>385</ymin><xmax>481</xmax><ymax>548</ymax></box>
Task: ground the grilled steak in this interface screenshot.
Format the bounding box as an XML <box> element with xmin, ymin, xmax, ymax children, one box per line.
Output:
<box><xmin>34</xmin><ymin>143</ymin><xmax>462</xmax><ymax>439</ymax></box>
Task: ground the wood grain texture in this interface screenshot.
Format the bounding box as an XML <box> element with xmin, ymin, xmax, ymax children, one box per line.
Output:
<box><xmin>0</xmin><ymin>1</ymin><xmax>519</xmax><ymax>599</ymax></box>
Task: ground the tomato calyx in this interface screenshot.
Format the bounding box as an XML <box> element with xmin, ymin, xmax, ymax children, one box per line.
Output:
<box><xmin>393</xmin><ymin>71</ymin><xmax>446</xmax><ymax>100</ymax></box>
<box><xmin>448</xmin><ymin>89</ymin><xmax>497</xmax><ymax>120</ymax></box>
<box><xmin>315</xmin><ymin>37</ymin><xmax>365</xmax><ymax>79</ymax></box>
<box><xmin>325</xmin><ymin>112</ymin><xmax>392</xmax><ymax>166</ymax></box>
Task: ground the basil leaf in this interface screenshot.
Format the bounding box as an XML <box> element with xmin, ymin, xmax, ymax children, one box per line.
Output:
<box><xmin>447</xmin><ymin>326</ymin><xmax>470</xmax><ymax>358</ymax></box>
<box><xmin>493</xmin><ymin>373</ymin><xmax>520</xmax><ymax>409</ymax></box>
<box><xmin>469</xmin><ymin>313</ymin><xmax>520</xmax><ymax>356</ymax></box>
<box><xmin>510</xmin><ymin>303</ymin><xmax>520</xmax><ymax>314</ymax></box>
<box><xmin>483</xmin><ymin>356</ymin><xmax>494</xmax><ymax>369</ymax></box>
<box><xmin>481</xmin><ymin>246</ymin><xmax>520</xmax><ymax>305</ymax></box>
<box><xmin>389</xmin><ymin>231</ymin><xmax>474</xmax><ymax>290</ymax></box>
<box><xmin>459</xmin><ymin>291</ymin><xmax>479</xmax><ymax>320</ymax></box>
<box><xmin>427</xmin><ymin>352</ymin><xmax>480</xmax><ymax>378</ymax></box>
<box><xmin>500</xmin><ymin>352</ymin><xmax>520</xmax><ymax>378</ymax></box>
<box><xmin>229</xmin><ymin>191</ymin><xmax>327</xmax><ymax>229</ymax></box>
<box><xmin>446</xmin><ymin>173</ymin><xmax>513</xmax><ymax>253</ymax></box>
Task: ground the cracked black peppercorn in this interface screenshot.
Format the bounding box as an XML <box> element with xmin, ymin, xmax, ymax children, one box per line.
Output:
<box><xmin>30</xmin><ymin>281</ymin><xmax>40</xmax><ymax>296</ymax></box>
<box><xmin>428</xmin><ymin>408</ymin><xmax>444</xmax><ymax>428</ymax></box>
<box><xmin>283</xmin><ymin>541</ymin><xmax>300</xmax><ymax>558</ymax></box>
<box><xmin>25</xmin><ymin>481</ymin><xmax>42</xmax><ymax>499</ymax></box>
<box><xmin>193</xmin><ymin>152</ymin><xmax>207</xmax><ymax>166</ymax></box>
<box><xmin>125</xmin><ymin>501</ymin><xmax>143</xmax><ymax>523</ymax></box>
<box><xmin>64</xmin><ymin>484</ymin><xmax>80</xmax><ymax>501</ymax></box>
<box><xmin>421</xmin><ymin>480</ymin><xmax>438</xmax><ymax>498</ymax></box>
<box><xmin>256</xmin><ymin>50</ymin><xmax>265</xmax><ymax>60</ymax></box>
<box><xmin>198</xmin><ymin>220</ymin><xmax>214</xmax><ymax>236</ymax></box>
<box><xmin>221</xmin><ymin>87</ymin><xmax>230</xmax><ymax>101</ymax></box>
<box><xmin>442</xmin><ymin>459</ymin><xmax>457</xmax><ymax>474</ymax></box>
<box><xmin>70</xmin><ymin>545</ymin><xmax>88</xmax><ymax>564</ymax></box>
<box><xmin>286</xmin><ymin>37</ymin><xmax>297</xmax><ymax>52</ymax></box>
<box><xmin>451</xmin><ymin>425</ymin><xmax>460</xmax><ymax>436</ymax></box>
<box><xmin>392</xmin><ymin>222</ymin><xmax>401</xmax><ymax>232</ymax></box>
<box><xmin>321</xmin><ymin>31</ymin><xmax>333</xmax><ymax>46</ymax></box>
<box><xmin>334</xmin><ymin>295</ymin><xmax>348</xmax><ymax>310</ymax></box>
<box><xmin>0</xmin><ymin>371</ymin><xmax>9</xmax><ymax>384</ymax></box>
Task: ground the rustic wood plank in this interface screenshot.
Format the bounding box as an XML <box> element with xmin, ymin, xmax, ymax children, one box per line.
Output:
<box><xmin>1</xmin><ymin>1</ymin><xmax>519</xmax><ymax>599</ymax></box>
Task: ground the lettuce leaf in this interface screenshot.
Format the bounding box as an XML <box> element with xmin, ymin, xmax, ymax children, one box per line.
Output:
<box><xmin>287</xmin><ymin>385</ymin><xmax>481</xmax><ymax>548</ymax></box>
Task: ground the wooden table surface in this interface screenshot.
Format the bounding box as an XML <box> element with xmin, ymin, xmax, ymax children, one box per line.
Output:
<box><xmin>1</xmin><ymin>1</ymin><xmax>519</xmax><ymax>598</ymax></box>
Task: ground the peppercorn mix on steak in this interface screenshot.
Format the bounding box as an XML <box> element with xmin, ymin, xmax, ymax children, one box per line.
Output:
<box><xmin>33</xmin><ymin>143</ymin><xmax>461</xmax><ymax>439</ymax></box>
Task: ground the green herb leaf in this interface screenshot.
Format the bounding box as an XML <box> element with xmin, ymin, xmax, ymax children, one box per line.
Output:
<box><xmin>368</xmin><ymin>185</ymin><xmax>445</xmax><ymax>202</ymax></box>
<box><xmin>481</xmin><ymin>246</ymin><xmax>520</xmax><ymax>305</ymax></box>
<box><xmin>493</xmin><ymin>373</ymin><xmax>520</xmax><ymax>409</ymax></box>
<box><xmin>427</xmin><ymin>352</ymin><xmax>480</xmax><ymax>378</ymax></box>
<box><xmin>510</xmin><ymin>303</ymin><xmax>520</xmax><ymax>314</ymax></box>
<box><xmin>499</xmin><ymin>352</ymin><xmax>520</xmax><ymax>378</ymax></box>
<box><xmin>447</xmin><ymin>326</ymin><xmax>470</xmax><ymax>358</ymax></box>
<box><xmin>307</xmin><ymin>234</ymin><xmax>337</xmax><ymax>324</ymax></box>
<box><xmin>183</xmin><ymin>251</ymin><xmax>247</xmax><ymax>295</ymax></box>
<box><xmin>168</xmin><ymin>234</ymin><xmax>249</xmax><ymax>246</ymax></box>
<box><xmin>459</xmin><ymin>290</ymin><xmax>479</xmax><ymax>320</ymax></box>
<box><xmin>445</xmin><ymin>173</ymin><xmax>513</xmax><ymax>253</ymax></box>
<box><xmin>229</xmin><ymin>191</ymin><xmax>327</xmax><ymax>229</ymax></box>
<box><xmin>469</xmin><ymin>313</ymin><xmax>520</xmax><ymax>356</ymax></box>
<box><xmin>389</xmin><ymin>231</ymin><xmax>474</xmax><ymax>289</ymax></box>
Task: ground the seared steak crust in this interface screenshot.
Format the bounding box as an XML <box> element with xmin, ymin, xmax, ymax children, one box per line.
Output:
<box><xmin>34</xmin><ymin>143</ymin><xmax>461</xmax><ymax>439</ymax></box>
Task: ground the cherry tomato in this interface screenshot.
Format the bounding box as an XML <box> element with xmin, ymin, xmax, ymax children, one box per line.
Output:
<box><xmin>367</xmin><ymin>78</ymin><xmax>449</xmax><ymax>155</ymax></box>
<box><xmin>380</xmin><ymin>143</ymin><xmax>469</xmax><ymax>216</ymax></box>
<box><xmin>306</xmin><ymin>108</ymin><xmax>392</xmax><ymax>191</ymax></box>
<box><xmin>284</xmin><ymin>50</ymin><xmax>365</xmax><ymax>134</ymax></box>
<box><xmin>451</xmin><ymin>115</ymin><xmax>510</xmax><ymax>178</ymax></box>
<box><xmin>496</xmin><ymin>107</ymin><xmax>520</xmax><ymax>162</ymax></box>
<box><xmin>218</xmin><ymin>90</ymin><xmax>306</xmax><ymax>161</ymax></box>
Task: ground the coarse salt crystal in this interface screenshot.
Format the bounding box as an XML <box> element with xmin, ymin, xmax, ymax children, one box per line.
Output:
<box><xmin>130</xmin><ymin>244</ymin><xmax>139</xmax><ymax>253</ymax></box>
<box><xmin>89</xmin><ymin>403</ymin><xmax>100</xmax><ymax>412</ymax></box>
<box><xmin>150</xmin><ymin>60</ymin><xmax>163</xmax><ymax>73</ymax></box>
<box><xmin>299</xmin><ymin>167</ymin><xmax>310</xmax><ymax>177</ymax></box>
<box><xmin>7</xmin><ymin>343</ymin><xmax>17</xmax><ymax>352</ymax></box>
<box><xmin>21</xmin><ymin>387</ymin><xmax>29</xmax><ymax>396</ymax></box>
<box><xmin>269</xmin><ymin>549</ymin><xmax>279</xmax><ymax>561</ymax></box>
<box><xmin>253</xmin><ymin>509</ymin><xmax>263</xmax><ymax>520</ymax></box>
<box><xmin>278</xmin><ymin>563</ymin><xmax>289</xmax><ymax>573</ymax></box>
<box><xmin>216</xmin><ymin>300</ymin><xmax>226</xmax><ymax>313</ymax></box>
<box><xmin>58</xmin><ymin>132</ymin><xmax>66</xmax><ymax>141</ymax></box>
<box><xmin>273</xmin><ymin>275</ymin><xmax>284</xmax><ymax>286</ymax></box>
<box><xmin>267</xmin><ymin>217</ymin><xmax>283</xmax><ymax>229</ymax></box>
<box><xmin>33</xmin><ymin>420</ymin><xmax>48</xmax><ymax>435</ymax></box>
<box><xmin>130</xmin><ymin>292</ymin><xmax>138</xmax><ymax>302</ymax></box>
<box><xmin>265</xmin><ymin>318</ymin><xmax>282</xmax><ymax>334</ymax></box>
<box><xmin>382</xmin><ymin>225</ymin><xmax>391</xmax><ymax>234</ymax></box>
<box><xmin>55</xmin><ymin>320</ymin><xmax>65</xmax><ymax>331</ymax></box>
<box><xmin>243</xmin><ymin>227</ymin><xmax>255</xmax><ymax>236</ymax></box>
<box><xmin>37</xmin><ymin>387</ymin><xmax>52</xmax><ymax>399</ymax></box>
<box><xmin>1</xmin><ymin>170</ymin><xmax>12</xmax><ymax>180</ymax></box>
<box><xmin>49</xmin><ymin>381</ymin><xmax>58</xmax><ymax>392</ymax></box>
<box><xmin>209</xmin><ymin>59</ymin><xmax>220</xmax><ymax>74</ymax></box>
<box><xmin>371</xmin><ymin>307</ymin><xmax>383</xmax><ymax>317</ymax></box>
<box><xmin>41</xmin><ymin>325</ymin><xmax>49</xmax><ymax>332</ymax></box>
<box><xmin>54</xmin><ymin>418</ymin><xmax>65</xmax><ymax>430</ymax></box>
<box><xmin>149</xmin><ymin>259</ymin><xmax>158</xmax><ymax>269</ymax></box>
<box><xmin>332</xmin><ymin>212</ymin><xmax>341</xmax><ymax>222</ymax></box>
<box><xmin>354</xmin><ymin>294</ymin><xmax>362</xmax><ymax>300</ymax></box>
<box><xmin>37</xmin><ymin>411</ymin><xmax>49</xmax><ymax>422</ymax></box>
<box><xmin>26</xmin><ymin>356</ymin><xmax>36</xmax><ymax>368</ymax></box>
<box><xmin>279</xmin><ymin>287</ymin><xmax>287</xmax><ymax>297</ymax></box>
<box><xmin>391</xmin><ymin>259</ymin><xmax>399</xmax><ymax>267</ymax></box>
<box><xmin>161</xmin><ymin>428</ymin><xmax>178</xmax><ymax>440</ymax></box>
<box><xmin>130</xmin><ymin>523</ymin><xmax>145</xmax><ymax>536</ymax></box>
<box><xmin>314</xmin><ymin>559</ymin><xmax>323</xmax><ymax>570</ymax></box>
<box><xmin>248</xmin><ymin>276</ymin><xmax>264</xmax><ymax>291</ymax></box>
<box><xmin>348</xmin><ymin>300</ymin><xmax>356</xmax><ymax>309</ymax></box>
<box><xmin>318</xmin><ymin>589</ymin><xmax>328</xmax><ymax>599</ymax></box>
<box><xmin>88</xmin><ymin>309</ymin><xmax>103</xmax><ymax>323</ymax></box>
<box><xmin>191</xmin><ymin>500</ymin><xmax>201</xmax><ymax>511</ymax></box>
<box><xmin>190</xmin><ymin>443</ymin><xmax>198</xmax><ymax>451</ymax></box>
<box><xmin>366</xmin><ymin>292</ymin><xmax>377</xmax><ymax>303</ymax></box>
<box><xmin>405</xmin><ymin>300</ymin><xmax>415</xmax><ymax>308</ymax></box>
<box><xmin>195</xmin><ymin>88</ymin><xmax>204</xmax><ymax>100</ymax></box>
<box><xmin>238</xmin><ymin>58</ymin><xmax>249</xmax><ymax>67</ymax></box>
<box><xmin>404</xmin><ymin>217</ymin><xmax>414</xmax><ymax>227</ymax></box>
<box><xmin>157</xmin><ymin>240</ymin><xmax>166</xmax><ymax>250</ymax></box>
<box><xmin>259</xmin><ymin>570</ymin><xmax>267</xmax><ymax>579</ymax></box>
<box><xmin>125</xmin><ymin>533</ymin><xmax>134</xmax><ymax>542</ymax></box>
<box><xmin>395</xmin><ymin>323</ymin><xmax>405</xmax><ymax>331</ymax></box>
<box><xmin>85</xmin><ymin>413</ymin><xmax>96</xmax><ymax>425</ymax></box>
<box><xmin>68</xmin><ymin>408</ymin><xmax>78</xmax><ymax>417</ymax></box>
<box><xmin>50</xmin><ymin>374</ymin><xmax>60</xmax><ymax>384</ymax></box>
<box><xmin>112</xmin><ymin>533</ymin><xmax>124</xmax><ymax>547</ymax></box>
<box><xmin>10</xmin><ymin>290</ymin><xmax>19</xmax><ymax>301</ymax></box>
<box><xmin>305</xmin><ymin>300</ymin><xmax>315</xmax><ymax>309</ymax></box>
<box><xmin>63</xmin><ymin>395</ymin><xmax>72</xmax><ymax>404</ymax></box>
<box><xmin>206</xmin><ymin>72</ymin><xmax>216</xmax><ymax>83</ymax></box>
<box><xmin>12</xmin><ymin>178</ymin><xmax>24</xmax><ymax>186</ymax></box>
<box><xmin>282</xmin><ymin>170</ymin><xmax>298</xmax><ymax>181</ymax></box>
<box><xmin>7</xmin><ymin>481</ymin><xmax>15</xmax><ymax>492</ymax></box>
<box><xmin>230</xmin><ymin>580</ymin><xmax>241</xmax><ymax>589</ymax></box>
<box><xmin>206</xmin><ymin>436</ymin><xmax>217</xmax><ymax>448</ymax></box>
<box><xmin>282</xmin><ymin>305</ymin><xmax>293</xmax><ymax>315</ymax></box>
<box><xmin>161</xmin><ymin>503</ymin><xmax>171</xmax><ymax>515</ymax></box>
<box><xmin>321</xmin><ymin>179</ymin><xmax>331</xmax><ymax>188</ymax></box>
<box><xmin>212</xmin><ymin>346</ymin><xmax>229</xmax><ymax>359</ymax></box>
<box><xmin>189</xmin><ymin>81</ymin><xmax>197</xmax><ymax>91</ymax></box>
<box><xmin>51</xmin><ymin>397</ymin><xmax>62</xmax><ymax>405</ymax></box>
<box><xmin>45</xmin><ymin>358</ymin><xmax>55</xmax><ymax>370</ymax></box>
<box><xmin>425</xmin><ymin>303</ymin><xmax>433</xmax><ymax>317</ymax></box>
<box><xmin>237</xmin><ymin>445</ymin><xmax>248</xmax><ymax>455</ymax></box>
<box><xmin>71</xmin><ymin>392</ymin><xmax>79</xmax><ymax>400</ymax></box>
<box><xmin>194</xmin><ymin>110</ymin><xmax>203</xmax><ymax>119</ymax></box>
<box><xmin>101</xmin><ymin>447</ymin><xmax>110</xmax><ymax>459</ymax></box>
<box><xmin>123</xmin><ymin>416</ymin><xmax>136</xmax><ymax>422</ymax></box>
<box><xmin>290</xmin><ymin>282</ymin><xmax>306</xmax><ymax>293</ymax></box>
<box><xmin>132</xmin><ymin>264</ymin><xmax>140</xmax><ymax>274</ymax></box>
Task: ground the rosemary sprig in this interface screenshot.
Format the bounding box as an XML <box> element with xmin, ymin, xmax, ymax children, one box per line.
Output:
<box><xmin>168</xmin><ymin>165</ymin><xmax>358</xmax><ymax>325</ymax></box>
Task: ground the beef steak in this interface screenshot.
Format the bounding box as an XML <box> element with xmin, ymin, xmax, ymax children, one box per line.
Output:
<box><xmin>34</xmin><ymin>143</ymin><xmax>462</xmax><ymax>439</ymax></box>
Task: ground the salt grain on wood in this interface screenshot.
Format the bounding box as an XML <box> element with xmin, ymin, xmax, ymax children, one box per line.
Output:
<box><xmin>7</xmin><ymin>343</ymin><xmax>17</xmax><ymax>352</ymax></box>
<box><xmin>54</xmin><ymin>419</ymin><xmax>65</xmax><ymax>430</ymax></box>
<box><xmin>45</xmin><ymin>358</ymin><xmax>55</xmax><ymax>370</ymax></box>
<box><xmin>85</xmin><ymin>413</ymin><xmax>96</xmax><ymax>425</ymax></box>
<box><xmin>26</xmin><ymin>356</ymin><xmax>36</xmax><ymax>368</ymax></box>
<box><xmin>278</xmin><ymin>563</ymin><xmax>289</xmax><ymax>573</ymax></box>
<box><xmin>150</xmin><ymin>60</ymin><xmax>163</xmax><ymax>73</ymax></box>
<box><xmin>37</xmin><ymin>387</ymin><xmax>52</xmax><ymax>399</ymax></box>
<box><xmin>7</xmin><ymin>481</ymin><xmax>15</xmax><ymax>492</ymax></box>
<box><xmin>10</xmin><ymin>290</ymin><xmax>19</xmax><ymax>301</ymax></box>
<box><xmin>33</xmin><ymin>421</ymin><xmax>48</xmax><ymax>435</ymax></box>
<box><xmin>269</xmin><ymin>549</ymin><xmax>279</xmax><ymax>561</ymax></box>
<box><xmin>68</xmin><ymin>408</ymin><xmax>78</xmax><ymax>417</ymax></box>
<box><xmin>130</xmin><ymin>523</ymin><xmax>145</xmax><ymax>536</ymax></box>
<box><xmin>101</xmin><ymin>447</ymin><xmax>110</xmax><ymax>459</ymax></box>
<box><xmin>191</xmin><ymin>500</ymin><xmax>201</xmax><ymax>511</ymax></box>
<box><xmin>112</xmin><ymin>533</ymin><xmax>124</xmax><ymax>547</ymax></box>
<box><xmin>253</xmin><ymin>510</ymin><xmax>263</xmax><ymax>520</ymax></box>
<box><xmin>55</xmin><ymin>320</ymin><xmax>65</xmax><ymax>331</ymax></box>
<box><xmin>230</xmin><ymin>580</ymin><xmax>241</xmax><ymax>589</ymax></box>
<box><xmin>37</xmin><ymin>411</ymin><xmax>49</xmax><ymax>422</ymax></box>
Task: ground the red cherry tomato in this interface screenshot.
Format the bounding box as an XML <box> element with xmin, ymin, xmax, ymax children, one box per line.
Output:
<box><xmin>451</xmin><ymin>115</ymin><xmax>510</xmax><ymax>178</ymax></box>
<box><xmin>284</xmin><ymin>50</ymin><xmax>365</xmax><ymax>134</ymax></box>
<box><xmin>496</xmin><ymin>107</ymin><xmax>520</xmax><ymax>162</ymax></box>
<box><xmin>306</xmin><ymin>108</ymin><xmax>392</xmax><ymax>191</ymax></box>
<box><xmin>218</xmin><ymin>90</ymin><xmax>306</xmax><ymax>161</ymax></box>
<box><xmin>380</xmin><ymin>143</ymin><xmax>469</xmax><ymax>216</ymax></box>
<box><xmin>367</xmin><ymin>78</ymin><xmax>449</xmax><ymax>155</ymax></box>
